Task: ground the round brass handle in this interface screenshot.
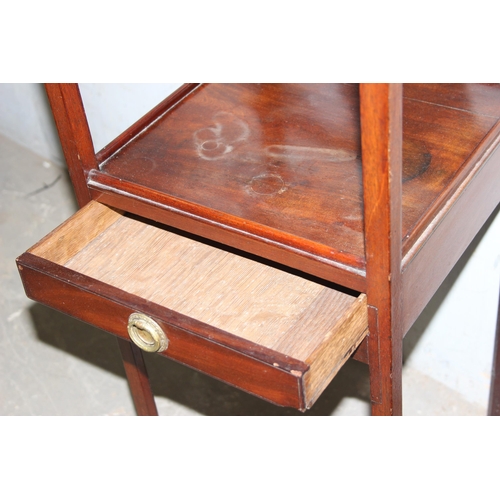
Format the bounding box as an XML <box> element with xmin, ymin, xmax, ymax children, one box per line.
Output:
<box><xmin>127</xmin><ymin>313</ymin><xmax>168</xmax><ymax>353</ymax></box>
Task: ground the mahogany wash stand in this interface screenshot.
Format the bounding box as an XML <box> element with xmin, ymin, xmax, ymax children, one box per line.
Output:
<box><xmin>17</xmin><ymin>84</ymin><xmax>500</xmax><ymax>415</ymax></box>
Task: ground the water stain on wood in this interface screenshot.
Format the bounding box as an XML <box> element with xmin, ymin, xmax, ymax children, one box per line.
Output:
<box><xmin>194</xmin><ymin>112</ymin><xmax>250</xmax><ymax>161</ymax></box>
<box><xmin>250</xmin><ymin>174</ymin><xmax>287</xmax><ymax>195</ymax></box>
<box><xmin>266</xmin><ymin>145</ymin><xmax>357</xmax><ymax>163</ymax></box>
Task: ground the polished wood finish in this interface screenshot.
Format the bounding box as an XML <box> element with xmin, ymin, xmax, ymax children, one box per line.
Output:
<box><xmin>45</xmin><ymin>84</ymin><xmax>97</xmax><ymax>207</ymax></box>
<box><xmin>17</xmin><ymin>201</ymin><xmax>368</xmax><ymax>410</ymax></box>
<box><xmin>402</xmin><ymin>136</ymin><xmax>500</xmax><ymax>332</ymax></box>
<box><xmin>97</xmin><ymin>84</ymin><xmax>365</xmax><ymax>281</ymax></box>
<box><xmin>88</xmin><ymin>171</ymin><xmax>366</xmax><ymax>292</ymax></box>
<box><xmin>404</xmin><ymin>83</ymin><xmax>500</xmax><ymax>117</ymax></box>
<box><xmin>18</xmin><ymin>83</ymin><xmax>500</xmax><ymax>415</ymax></box>
<box><xmin>91</xmin><ymin>84</ymin><xmax>500</xmax><ymax>290</ymax></box>
<box><xmin>360</xmin><ymin>84</ymin><xmax>404</xmax><ymax>416</ymax></box>
<box><xmin>18</xmin><ymin>252</ymin><xmax>308</xmax><ymax>408</ymax></box>
<box><xmin>95</xmin><ymin>84</ymin><xmax>201</xmax><ymax>164</ymax></box>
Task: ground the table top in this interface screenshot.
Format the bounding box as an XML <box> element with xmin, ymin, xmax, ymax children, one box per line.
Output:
<box><xmin>94</xmin><ymin>83</ymin><xmax>500</xmax><ymax>283</ymax></box>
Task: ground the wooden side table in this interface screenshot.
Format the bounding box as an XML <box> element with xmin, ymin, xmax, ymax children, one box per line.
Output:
<box><xmin>17</xmin><ymin>83</ymin><xmax>500</xmax><ymax>415</ymax></box>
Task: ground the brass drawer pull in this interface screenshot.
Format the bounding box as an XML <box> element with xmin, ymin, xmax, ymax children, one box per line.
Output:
<box><xmin>127</xmin><ymin>313</ymin><xmax>169</xmax><ymax>353</ymax></box>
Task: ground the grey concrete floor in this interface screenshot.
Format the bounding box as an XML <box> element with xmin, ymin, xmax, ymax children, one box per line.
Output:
<box><xmin>0</xmin><ymin>133</ymin><xmax>489</xmax><ymax>416</ymax></box>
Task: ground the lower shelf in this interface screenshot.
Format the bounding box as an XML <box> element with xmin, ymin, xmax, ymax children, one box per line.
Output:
<box><xmin>17</xmin><ymin>201</ymin><xmax>368</xmax><ymax>410</ymax></box>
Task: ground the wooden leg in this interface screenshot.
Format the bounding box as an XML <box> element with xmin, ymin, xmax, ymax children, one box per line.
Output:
<box><xmin>367</xmin><ymin>306</ymin><xmax>403</xmax><ymax>416</ymax></box>
<box><xmin>488</xmin><ymin>290</ymin><xmax>500</xmax><ymax>416</ymax></box>
<box><xmin>360</xmin><ymin>84</ymin><xmax>404</xmax><ymax>416</ymax></box>
<box><xmin>117</xmin><ymin>337</ymin><xmax>158</xmax><ymax>416</ymax></box>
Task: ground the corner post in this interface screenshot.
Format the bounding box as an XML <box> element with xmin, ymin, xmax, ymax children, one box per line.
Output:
<box><xmin>360</xmin><ymin>83</ymin><xmax>404</xmax><ymax>415</ymax></box>
<box><xmin>45</xmin><ymin>83</ymin><xmax>97</xmax><ymax>207</ymax></box>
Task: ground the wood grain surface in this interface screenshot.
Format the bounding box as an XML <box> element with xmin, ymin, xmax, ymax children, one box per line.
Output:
<box><xmin>29</xmin><ymin>201</ymin><xmax>122</xmax><ymax>264</ymax></box>
<box><xmin>34</xmin><ymin>83</ymin><xmax>500</xmax><ymax>414</ymax></box>
<box><xmin>20</xmin><ymin>201</ymin><xmax>368</xmax><ymax>408</ymax></box>
<box><xmin>96</xmin><ymin>83</ymin><xmax>500</xmax><ymax>278</ymax></box>
<box><xmin>360</xmin><ymin>83</ymin><xmax>404</xmax><ymax>415</ymax></box>
<box><xmin>61</xmin><ymin>205</ymin><xmax>365</xmax><ymax>363</ymax></box>
<box><xmin>45</xmin><ymin>84</ymin><xmax>97</xmax><ymax>207</ymax></box>
<box><xmin>17</xmin><ymin>253</ymin><xmax>307</xmax><ymax>408</ymax></box>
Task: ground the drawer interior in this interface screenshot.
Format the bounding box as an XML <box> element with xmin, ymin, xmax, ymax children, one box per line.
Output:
<box><xmin>20</xmin><ymin>201</ymin><xmax>368</xmax><ymax>410</ymax></box>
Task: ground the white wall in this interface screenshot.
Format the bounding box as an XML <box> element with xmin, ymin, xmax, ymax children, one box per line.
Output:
<box><xmin>78</xmin><ymin>83</ymin><xmax>182</xmax><ymax>153</ymax></box>
<box><xmin>405</xmin><ymin>207</ymin><xmax>500</xmax><ymax>407</ymax></box>
<box><xmin>0</xmin><ymin>83</ymin><xmax>182</xmax><ymax>162</ymax></box>
<box><xmin>1</xmin><ymin>83</ymin><xmax>499</xmax><ymax>409</ymax></box>
<box><xmin>0</xmin><ymin>83</ymin><xmax>64</xmax><ymax>164</ymax></box>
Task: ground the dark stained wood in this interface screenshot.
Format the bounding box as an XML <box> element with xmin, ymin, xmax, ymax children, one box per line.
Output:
<box><xmin>16</xmin><ymin>252</ymin><xmax>311</xmax><ymax>410</ymax></box>
<box><xmin>401</xmin><ymin>114</ymin><xmax>500</xmax><ymax>254</ymax></box>
<box><xmin>88</xmin><ymin>172</ymin><xmax>367</xmax><ymax>292</ymax></box>
<box><xmin>402</xmin><ymin>139</ymin><xmax>500</xmax><ymax>333</ymax></box>
<box><xmin>96</xmin><ymin>84</ymin><xmax>201</xmax><ymax>164</ymax></box>
<box><xmin>44</xmin><ymin>84</ymin><xmax>206</xmax><ymax>416</ymax></box>
<box><xmin>360</xmin><ymin>83</ymin><xmax>404</xmax><ymax>416</ymax></box>
<box><xmin>488</xmin><ymin>290</ymin><xmax>500</xmax><ymax>416</ymax></box>
<box><xmin>45</xmin><ymin>84</ymin><xmax>97</xmax><ymax>207</ymax></box>
<box><xmin>21</xmin><ymin>195</ymin><xmax>367</xmax><ymax>410</ymax></box>
<box><xmin>89</xmin><ymin>83</ymin><xmax>500</xmax><ymax>285</ymax></box>
<box><xmin>404</xmin><ymin>84</ymin><xmax>500</xmax><ymax>117</ymax></box>
<box><xmin>17</xmin><ymin>252</ymin><xmax>311</xmax><ymax>371</ymax></box>
<box><xmin>23</xmin><ymin>83</ymin><xmax>500</xmax><ymax>416</ymax></box>
<box><xmin>38</xmin><ymin>82</ymin><xmax>159</xmax><ymax>415</ymax></box>
<box><xmin>116</xmin><ymin>337</ymin><xmax>158</xmax><ymax>416</ymax></box>
<box><xmin>99</xmin><ymin>84</ymin><xmax>363</xmax><ymax>266</ymax></box>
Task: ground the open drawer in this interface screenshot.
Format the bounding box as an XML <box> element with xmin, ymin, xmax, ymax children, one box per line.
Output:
<box><xmin>17</xmin><ymin>201</ymin><xmax>368</xmax><ymax>411</ymax></box>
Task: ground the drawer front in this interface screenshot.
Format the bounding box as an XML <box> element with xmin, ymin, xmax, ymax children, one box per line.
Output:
<box><xmin>18</xmin><ymin>253</ymin><xmax>306</xmax><ymax>409</ymax></box>
<box><xmin>17</xmin><ymin>201</ymin><xmax>368</xmax><ymax>411</ymax></box>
